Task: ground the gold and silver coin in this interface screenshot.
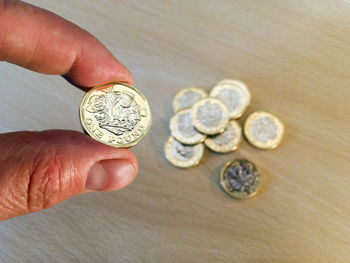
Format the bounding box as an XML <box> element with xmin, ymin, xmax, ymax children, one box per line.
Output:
<box><xmin>244</xmin><ymin>111</ymin><xmax>284</xmax><ymax>150</ymax></box>
<box><xmin>172</xmin><ymin>87</ymin><xmax>207</xmax><ymax>112</ymax></box>
<box><xmin>210</xmin><ymin>79</ymin><xmax>251</xmax><ymax>119</ymax></box>
<box><xmin>170</xmin><ymin>108</ymin><xmax>206</xmax><ymax>145</ymax></box>
<box><xmin>220</xmin><ymin>159</ymin><xmax>261</xmax><ymax>199</ymax></box>
<box><xmin>80</xmin><ymin>82</ymin><xmax>152</xmax><ymax>148</ymax></box>
<box><xmin>204</xmin><ymin>120</ymin><xmax>242</xmax><ymax>153</ymax></box>
<box><xmin>191</xmin><ymin>97</ymin><xmax>229</xmax><ymax>135</ymax></box>
<box><xmin>164</xmin><ymin>137</ymin><xmax>204</xmax><ymax>168</ymax></box>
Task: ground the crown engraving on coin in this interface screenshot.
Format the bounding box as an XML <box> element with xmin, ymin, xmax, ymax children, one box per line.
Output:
<box><xmin>86</xmin><ymin>90</ymin><xmax>145</xmax><ymax>136</ymax></box>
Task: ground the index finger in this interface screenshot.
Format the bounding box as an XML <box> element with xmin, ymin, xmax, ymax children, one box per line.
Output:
<box><xmin>0</xmin><ymin>0</ymin><xmax>134</xmax><ymax>87</ymax></box>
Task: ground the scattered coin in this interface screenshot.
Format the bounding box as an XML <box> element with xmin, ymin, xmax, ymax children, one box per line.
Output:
<box><xmin>192</xmin><ymin>97</ymin><xmax>229</xmax><ymax>135</ymax></box>
<box><xmin>164</xmin><ymin>137</ymin><xmax>204</xmax><ymax>168</ymax></box>
<box><xmin>80</xmin><ymin>82</ymin><xmax>152</xmax><ymax>148</ymax></box>
<box><xmin>210</xmin><ymin>79</ymin><xmax>251</xmax><ymax>119</ymax></box>
<box><xmin>244</xmin><ymin>111</ymin><xmax>284</xmax><ymax>150</ymax></box>
<box><xmin>220</xmin><ymin>159</ymin><xmax>261</xmax><ymax>199</ymax></box>
<box><xmin>204</xmin><ymin>120</ymin><xmax>242</xmax><ymax>153</ymax></box>
<box><xmin>170</xmin><ymin>108</ymin><xmax>206</xmax><ymax>145</ymax></box>
<box><xmin>173</xmin><ymin>87</ymin><xmax>207</xmax><ymax>112</ymax></box>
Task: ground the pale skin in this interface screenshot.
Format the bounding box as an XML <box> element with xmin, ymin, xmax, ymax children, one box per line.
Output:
<box><xmin>0</xmin><ymin>0</ymin><xmax>138</xmax><ymax>221</ymax></box>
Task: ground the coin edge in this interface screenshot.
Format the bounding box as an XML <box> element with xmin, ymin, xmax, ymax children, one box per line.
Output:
<box><xmin>220</xmin><ymin>159</ymin><xmax>261</xmax><ymax>199</ymax></box>
<box><xmin>170</xmin><ymin>108</ymin><xmax>206</xmax><ymax>145</ymax></box>
<box><xmin>210</xmin><ymin>79</ymin><xmax>251</xmax><ymax>119</ymax></box>
<box><xmin>191</xmin><ymin>97</ymin><xmax>230</xmax><ymax>135</ymax></box>
<box><xmin>204</xmin><ymin>120</ymin><xmax>242</xmax><ymax>153</ymax></box>
<box><xmin>243</xmin><ymin>111</ymin><xmax>284</xmax><ymax>150</ymax></box>
<box><xmin>164</xmin><ymin>136</ymin><xmax>204</xmax><ymax>168</ymax></box>
<box><xmin>172</xmin><ymin>87</ymin><xmax>208</xmax><ymax>113</ymax></box>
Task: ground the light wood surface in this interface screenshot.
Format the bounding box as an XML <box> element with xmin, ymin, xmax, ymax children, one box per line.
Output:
<box><xmin>1</xmin><ymin>1</ymin><xmax>350</xmax><ymax>262</ymax></box>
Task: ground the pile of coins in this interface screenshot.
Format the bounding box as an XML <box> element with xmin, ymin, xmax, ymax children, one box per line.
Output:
<box><xmin>164</xmin><ymin>79</ymin><xmax>284</xmax><ymax>198</ymax></box>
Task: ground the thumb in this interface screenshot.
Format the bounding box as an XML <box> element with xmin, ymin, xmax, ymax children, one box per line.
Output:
<box><xmin>0</xmin><ymin>130</ymin><xmax>138</xmax><ymax>221</ymax></box>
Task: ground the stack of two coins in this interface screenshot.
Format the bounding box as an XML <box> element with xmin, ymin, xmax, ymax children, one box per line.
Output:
<box><xmin>165</xmin><ymin>79</ymin><xmax>251</xmax><ymax>168</ymax></box>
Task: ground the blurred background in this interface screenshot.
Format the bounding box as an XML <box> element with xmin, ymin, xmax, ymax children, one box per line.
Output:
<box><xmin>0</xmin><ymin>1</ymin><xmax>349</xmax><ymax>262</ymax></box>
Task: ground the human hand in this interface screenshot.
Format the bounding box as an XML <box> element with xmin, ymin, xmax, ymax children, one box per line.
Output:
<box><xmin>0</xmin><ymin>0</ymin><xmax>138</xmax><ymax>221</ymax></box>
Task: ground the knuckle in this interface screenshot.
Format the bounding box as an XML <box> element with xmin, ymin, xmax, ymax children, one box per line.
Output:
<box><xmin>0</xmin><ymin>131</ymin><xmax>83</xmax><ymax>220</ymax></box>
<box><xmin>27</xmin><ymin>148</ymin><xmax>66</xmax><ymax>212</ymax></box>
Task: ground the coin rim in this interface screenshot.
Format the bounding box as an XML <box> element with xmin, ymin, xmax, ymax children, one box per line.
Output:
<box><xmin>244</xmin><ymin>111</ymin><xmax>284</xmax><ymax>150</ymax></box>
<box><xmin>204</xmin><ymin>120</ymin><xmax>242</xmax><ymax>153</ymax></box>
<box><xmin>172</xmin><ymin>87</ymin><xmax>208</xmax><ymax>113</ymax></box>
<box><xmin>170</xmin><ymin>108</ymin><xmax>206</xmax><ymax>145</ymax></box>
<box><xmin>164</xmin><ymin>136</ymin><xmax>204</xmax><ymax>168</ymax></box>
<box><xmin>191</xmin><ymin>97</ymin><xmax>230</xmax><ymax>135</ymax></box>
<box><xmin>220</xmin><ymin>158</ymin><xmax>261</xmax><ymax>199</ymax></box>
<box><xmin>210</xmin><ymin>79</ymin><xmax>251</xmax><ymax>119</ymax></box>
<box><xmin>79</xmin><ymin>82</ymin><xmax>152</xmax><ymax>148</ymax></box>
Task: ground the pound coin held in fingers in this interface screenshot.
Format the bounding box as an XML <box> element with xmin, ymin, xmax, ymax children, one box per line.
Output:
<box><xmin>80</xmin><ymin>82</ymin><xmax>152</xmax><ymax>148</ymax></box>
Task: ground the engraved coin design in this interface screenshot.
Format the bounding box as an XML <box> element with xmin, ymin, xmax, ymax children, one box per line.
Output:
<box><xmin>210</xmin><ymin>79</ymin><xmax>251</xmax><ymax>119</ymax></box>
<box><xmin>170</xmin><ymin>108</ymin><xmax>206</xmax><ymax>145</ymax></box>
<box><xmin>173</xmin><ymin>87</ymin><xmax>207</xmax><ymax>112</ymax></box>
<box><xmin>204</xmin><ymin>120</ymin><xmax>242</xmax><ymax>153</ymax></box>
<box><xmin>164</xmin><ymin>137</ymin><xmax>204</xmax><ymax>168</ymax></box>
<box><xmin>192</xmin><ymin>97</ymin><xmax>229</xmax><ymax>135</ymax></box>
<box><xmin>80</xmin><ymin>82</ymin><xmax>152</xmax><ymax>148</ymax></box>
<box><xmin>244</xmin><ymin>111</ymin><xmax>284</xmax><ymax>149</ymax></box>
<box><xmin>220</xmin><ymin>159</ymin><xmax>261</xmax><ymax>198</ymax></box>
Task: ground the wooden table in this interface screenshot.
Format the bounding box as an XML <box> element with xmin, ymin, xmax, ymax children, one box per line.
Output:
<box><xmin>1</xmin><ymin>1</ymin><xmax>349</xmax><ymax>262</ymax></box>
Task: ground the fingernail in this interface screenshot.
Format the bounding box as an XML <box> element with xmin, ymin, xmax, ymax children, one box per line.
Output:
<box><xmin>86</xmin><ymin>159</ymin><xmax>135</xmax><ymax>191</ymax></box>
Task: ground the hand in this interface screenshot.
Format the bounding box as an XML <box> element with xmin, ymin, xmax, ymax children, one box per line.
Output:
<box><xmin>0</xmin><ymin>0</ymin><xmax>138</xmax><ymax>221</ymax></box>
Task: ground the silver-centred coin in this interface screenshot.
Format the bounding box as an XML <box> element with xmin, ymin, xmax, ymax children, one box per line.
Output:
<box><xmin>220</xmin><ymin>159</ymin><xmax>261</xmax><ymax>199</ymax></box>
<box><xmin>210</xmin><ymin>79</ymin><xmax>251</xmax><ymax>119</ymax></box>
<box><xmin>191</xmin><ymin>97</ymin><xmax>229</xmax><ymax>135</ymax></box>
<box><xmin>170</xmin><ymin>108</ymin><xmax>206</xmax><ymax>145</ymax></box>
<box><xmin>164</xmin><ymin>136</ymin><xmax>204</xmax><ymax>168</ymax></box>
<box><xmin>244</xmin><ymin>111</ymin><xmax>284</xmax><ymax>149</ymax></box>
<box><xmin>204</xmin><ymin>120</ymin><xmax>242</xmax><ymax>153</ymax></box>
<box><xmin>173</xmin><ymin>87</ymin><xmax>208</xmax><ymax>112</ymax></box>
